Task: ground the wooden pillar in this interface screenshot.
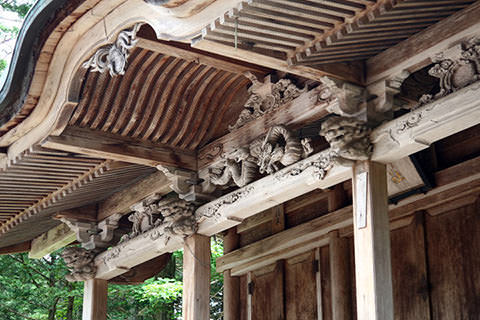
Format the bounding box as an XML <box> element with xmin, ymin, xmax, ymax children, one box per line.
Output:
<box><xmin>329</xmin><ymin>231</ymin><xmax>352</xmax><ymax>320</ymax></box>
<box><xmin>183</xmin><ymin>234</ymin><xmax>211</xmax><ymax>320</ymax></box>
<box><xmin>224</xmin><ymin>227</ymin><xmax>240</xmax><ymax>320</ymax></box>
<box><xmin>352</xmin><ymin>161</ymin><xmax>394</xmax><ymax>320</ymax></box>
<box><xmin>82</xmin><ymin>279</ymin><xmax>108</xmax><ymax>320</ymax></box>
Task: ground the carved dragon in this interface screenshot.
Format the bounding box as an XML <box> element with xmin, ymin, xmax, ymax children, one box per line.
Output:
<box><xmin>209</xmin><ymin>125</ymin><xmax>312</xmax><ymax>187</ymax></box>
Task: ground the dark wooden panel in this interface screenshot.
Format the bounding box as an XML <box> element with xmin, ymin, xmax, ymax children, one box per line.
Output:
<box><xmin>426</xmin><ymin>198</ymin><xmax>480</xmax><ymax>319</ymax></box>
<box><xmin>390</xmin><ymin>212</ymin><xmax>430</xmax><ymax>320</ymax></box>
<box><xmin>285</xmin><ymin>251</ymin><xmax>317</xmax><ymax>320</ymax></box>
<box><xmin>240</xmin><ymin>275</ymin><xmax>248</xmax><ymax>320</ymax></box>
<box><xmin>251</xmin><ymin>261</ymin><xmax>285</xmax><ymax>320</ymax></box>
<box><xmin>320</xmin><ymin>245</ymin><xmax>332</xmax><ymax>320</ymax></box>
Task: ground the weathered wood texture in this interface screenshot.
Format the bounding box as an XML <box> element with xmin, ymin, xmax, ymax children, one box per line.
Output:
<box><xmin>352</xmin><ymin>161</ymin><xmax>393</xmax><ymax>320</ymax></box>
<box><xmin>97</xmin><ymin>171</ymin><xmax>171</xmax><ymax>221</ymax></box>
<box><xmin>250</xmin><ymin>261</ymin><xmax>284</xmax><ymax>320</ymax></box>
<box><xmin>29</xmin><ymin>223</ymin><xmax>76</xmax><ymax>259</ymax></box>
<box><xmin>224</xmin><ymin>228</ymin><xmax>241</xmax><ymax>320</ymax></box>
<box><xmin>230</xmin><ymin>192</ymin><xmax>480</xmax><ymax>319</ymax></box>
<box><xmin>183</xmin><ymin>235</ymin><xmax>211</xmax><ymax>320</ymax></box>
<box><xmin>108</xmin><ymin>253</ymin><xmax>172</xmax><ymax>285</ymax></box>
<box><xmin>367</xmin><ymin>0</ymin><xmax>480</xmax><ymax>84</ymax></box>
<box><xmin>82</xmin><ymin>279</ymin><xmax>108</xmax><ymax>320</ymax></box>
<box><xmin>285</xmin><ymin>251</ymin><xmax>318</xmax><ymax>320</ymax></box>
<box><xmin>43</xmin><ymin>126</ymin><xmax>197</xmax><ymax>169</ymax></box>
<box><xmin>68</xmin><ymin>46</ymin><xmax>252</xmax><ymax>152</ymax></box>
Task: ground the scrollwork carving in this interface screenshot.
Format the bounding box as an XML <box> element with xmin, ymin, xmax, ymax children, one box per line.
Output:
<box><xmin>229</xmin><ymin>73</ymin><xmax>306</xmax><ymax>131</ymax></box>
<box><xmin>417</xmin><ymin>37</ymin><xmax>480</xmax><ymax>107</ymax></box>
<box><xmin>320</xmin><ymin>116</ymin><xmax>372</xmax><ymax>166</ymax></box>
<box><xmin>61</xmin><ymin>247</ymin><xmax>96</xmax><ymax>282</ymax></box>
<box><xmin>82</xmin><ymin>24</ymin><xmax>141</xmax><ymax>76</ymax></box>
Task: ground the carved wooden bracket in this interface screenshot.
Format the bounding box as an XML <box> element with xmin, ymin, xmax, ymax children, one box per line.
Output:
<box><xmin>318</xmin><ymin>77</ymin><xmax>367</xmax><ymax>117</ymax></box>
<box><xmin>157</xmin><ymin>166</ymin><xmax>214</xmax><ymax>203</ymax></box>
<box><xmin>82</xmin><ymin>24</ymin><xmax>141</xmax><ymax>76</ymax></box>
<box><xmin>61</xmin><ymin>247</ymin><xmax>97</xmax><ymax>282</ymax></box>
<box><xmin>417</xmin><ymin>37</ymin><xmax>480</xmax><ymax>107</ymax></box>
<box><xmin>319</xmin><ymin>116</ymin><xmax>372</xmax><ymax>167</ymax></box>
<box><xmin>367</xmin><ymin>71</ymin><xmax>411</xmax><ymax>115</ymax></box>
<box><xmin>61</xmin><ymin>213</ymin><xmax>122</xmax><ymax>250</ymax></box>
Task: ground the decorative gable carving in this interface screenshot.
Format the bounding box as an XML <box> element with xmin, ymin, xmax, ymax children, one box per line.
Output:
<box><xmin>82</xmin><ymin>24</ymin><xmax>141</xmax><ymax>77</ymax></box>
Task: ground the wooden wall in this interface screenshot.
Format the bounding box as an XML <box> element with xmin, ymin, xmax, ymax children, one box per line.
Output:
<box><xmin>230</xmin><ymin>193</ymin><xmax>480</xmax><ymax>319</ymax></box>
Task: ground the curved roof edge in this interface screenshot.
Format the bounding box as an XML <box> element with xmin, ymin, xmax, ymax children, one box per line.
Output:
<box><xmin>0</xmin><ymin>0</ymin><xmax>84</xmax><ymax>128</ymax></box>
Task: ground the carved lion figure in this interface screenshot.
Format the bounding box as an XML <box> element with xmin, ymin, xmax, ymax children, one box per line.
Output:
<box><xmin>320</xmin><ymin>116</ymin><xmax>372</xmax><ymax>166</ymax></box>
<box><xmin>61</xmin><ymin>247</ymin><xmax>96</xmax><ymax>282</ymax></box>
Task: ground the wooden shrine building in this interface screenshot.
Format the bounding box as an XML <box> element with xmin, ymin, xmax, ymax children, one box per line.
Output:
<box><xmin>1</xmin><ymin>0</ymin><xmax>480</xmax><ymax>319</ymax></box>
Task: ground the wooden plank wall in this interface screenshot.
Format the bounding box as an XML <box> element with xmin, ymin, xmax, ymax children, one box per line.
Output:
<box><xmin>231</xmin><ymin>190</ymin><xmax>480</xmax><ymax>319</ymax></box>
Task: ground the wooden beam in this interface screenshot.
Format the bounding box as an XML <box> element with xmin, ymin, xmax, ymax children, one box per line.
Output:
<box><xmin>198</xmin><ymin>82</ymin><xmax>480</xmax><ymax>235</ymax></box>
<box><xmin>109</xmin><ymin>253</ymin><xmax>172</xmax><ymax>285</ymax></box>
<box><xmin>367</xmin><ymin>1</ymin><xmax>480</xmax><ymax>84</ymax></box>
<box><xmin>329</xmin><ymin>231</ymin><xmax>352</xmax><ymax>320</ymax></box>
<box><xmin>192</xmin><ymin>39</ymin><xmax>364</xmax><ymax>85</ymax></box>
<box><xmin>29</xmin><ymin>223</ymin><xmax>76</xmax><ymax>259</ymax></box>
<box><xmin>198</xmin><ymin>84</ymin><xmax>334</xmax><ymax>169</ymax></box>
<box><xmin>136</xmin><ymin>37</ymin><xmax>268</xmax><ymax>77</ymax></box>
<box><xmin>42</xmin><ymin>126</ymin><xmax>196</xmax><ymax>170</ymax></box>
<box><xmin>82</xmin><ymin>279</ymin><xmax>108</xmax><ymax>320</ymax></box>
<box><xmin>0</xmin><ymin>240</ymin><xmax>31</xmax><ymax>255</ymax></box>
<box><xmin>352</xmin><ymin>161</ymin><xmax>393</xmax><ymax>320</ymax></box>
<box><xmin>54</xmin><ymin>204</ymin><xmax>97</xmax><ymax>222</ymax></box>
<box><xmin>223</xmin><ymin>228</ymin><xmax>240</xmax><ymax>320</ymax></box>
<box><xmin>183</xmin><ymin>234</ymin><xmax>211</xmax><ymax>320</ymax></box>
<box><xmin>97</xmin><ymin>171</ymin><xmax>172</xmax><ymax>221</ymax></box>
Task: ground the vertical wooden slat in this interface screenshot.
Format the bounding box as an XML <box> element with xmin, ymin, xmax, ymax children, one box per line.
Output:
<box><xmin>352</xmin><ymin>161</ymin><xmax>394</xmax><ymax>320</ymax></box>
<box><xmin>183</xmin><ymin>234</ymin><xmax>211</xmax><ymax>320</ymax></box>
<box><xmin>271</xmin><ymin>204</ymin><xmax>286</xmax><ymax>234</ymax></box>
<box><xmin>82</xmin><ymin>279</ymin><xmax>108</xmax><ymax>320</ymax></box>
<box><xmin>315</xmin><ymin>248</ymin><xmax>323</xmax><ymax>320</ymax></box>
<box><xmin>224</xmin><ymin>227</ymin><xmax>240</xmax><ymax>320</ymax></box>
<box><xmin>390</xmin><ymin>212</ymin><xmax>430</xmax><ymax>319</ymax></box>
<box><xmin>329</xmin><ymin>231</ymin><xmax>352</xmax><ymax>320</ymax></box>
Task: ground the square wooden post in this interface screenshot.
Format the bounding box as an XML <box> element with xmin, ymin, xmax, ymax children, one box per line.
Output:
<box><xmin>223</xmin><ymin>227</ymin><xmax>240</xmax><ymax>320</ymax></box>
<box><xmin>352</xmin><ymin>161</ymin><xmax>394</xmax><ymax>320</ymax></box>
<box><xmin>183</xmin><ymin>234</ymin><xmax>211</xmax><ymax>320</ymax></box>
<box><xmin>82</xmin><ymin>279</ymin><xmax>108</xmax><ymax>320</ymax></box>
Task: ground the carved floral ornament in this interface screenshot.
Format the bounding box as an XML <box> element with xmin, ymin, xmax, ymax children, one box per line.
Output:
<box><xmin>82</xmin><ymin>23</ymin><xmax>142</xmax><ymax>77</ymax></box>
<box><xmin>417</xmin><ymin>37</ymin><xmax>480</xmax><ymax>107</ymax></box>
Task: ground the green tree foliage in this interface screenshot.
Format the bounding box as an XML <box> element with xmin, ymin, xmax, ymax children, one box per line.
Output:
<box><xmin>0</xmin><ymin>0</ymin><xmax>36</xmax><ymax>74</ymax></box>
<box><xmin>0</xmin><ymin>237</ymin><xmax>224</xmax><ymax>319</ymax></box>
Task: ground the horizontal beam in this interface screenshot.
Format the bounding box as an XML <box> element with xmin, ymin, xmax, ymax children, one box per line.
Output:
<box><xmin>41</xmin><ymin>126</ymin><xmax>196</xmax><ymax>170</ymax></box>
<box><xmin>366</xmin><ymin>1</ymin><xmax>480</xmax><ymax>84</ymax></box>
<box><xmin>196</xmin><ymin>82</ymin><xmax>480</xmax><ymax>236</ymax></box>
<box><xmin>136</xmin><ymin>37</ymin><xmax>268</xmax><ymax>76</ymax></box>
<box><xmin>97</xmin><ymin>171</ymin><xmax>172</xmax><ymax>221</ymax></box>
<box><xmin>218</xmin><ymin>156</ymin><xmax>480</xmax><ymax>276</ymax></box>
<box><xmin>192</xmin><ymin>38</ymin><xmax>364</xmax><ymax>85</ymax></box>
<box><xmin>198</xmin><ymin>84</ymin><xmax>334</xmax><ymax>169</ymax></box>
<box><xmin>0</xmin><ymin>240</ymin><xmax>31</xmax><ymax>255</ymax></box>
<box><xmin>29</xmin><ymin>223</ymin><xmax>76</xmax><ymax>259</ymax></box>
